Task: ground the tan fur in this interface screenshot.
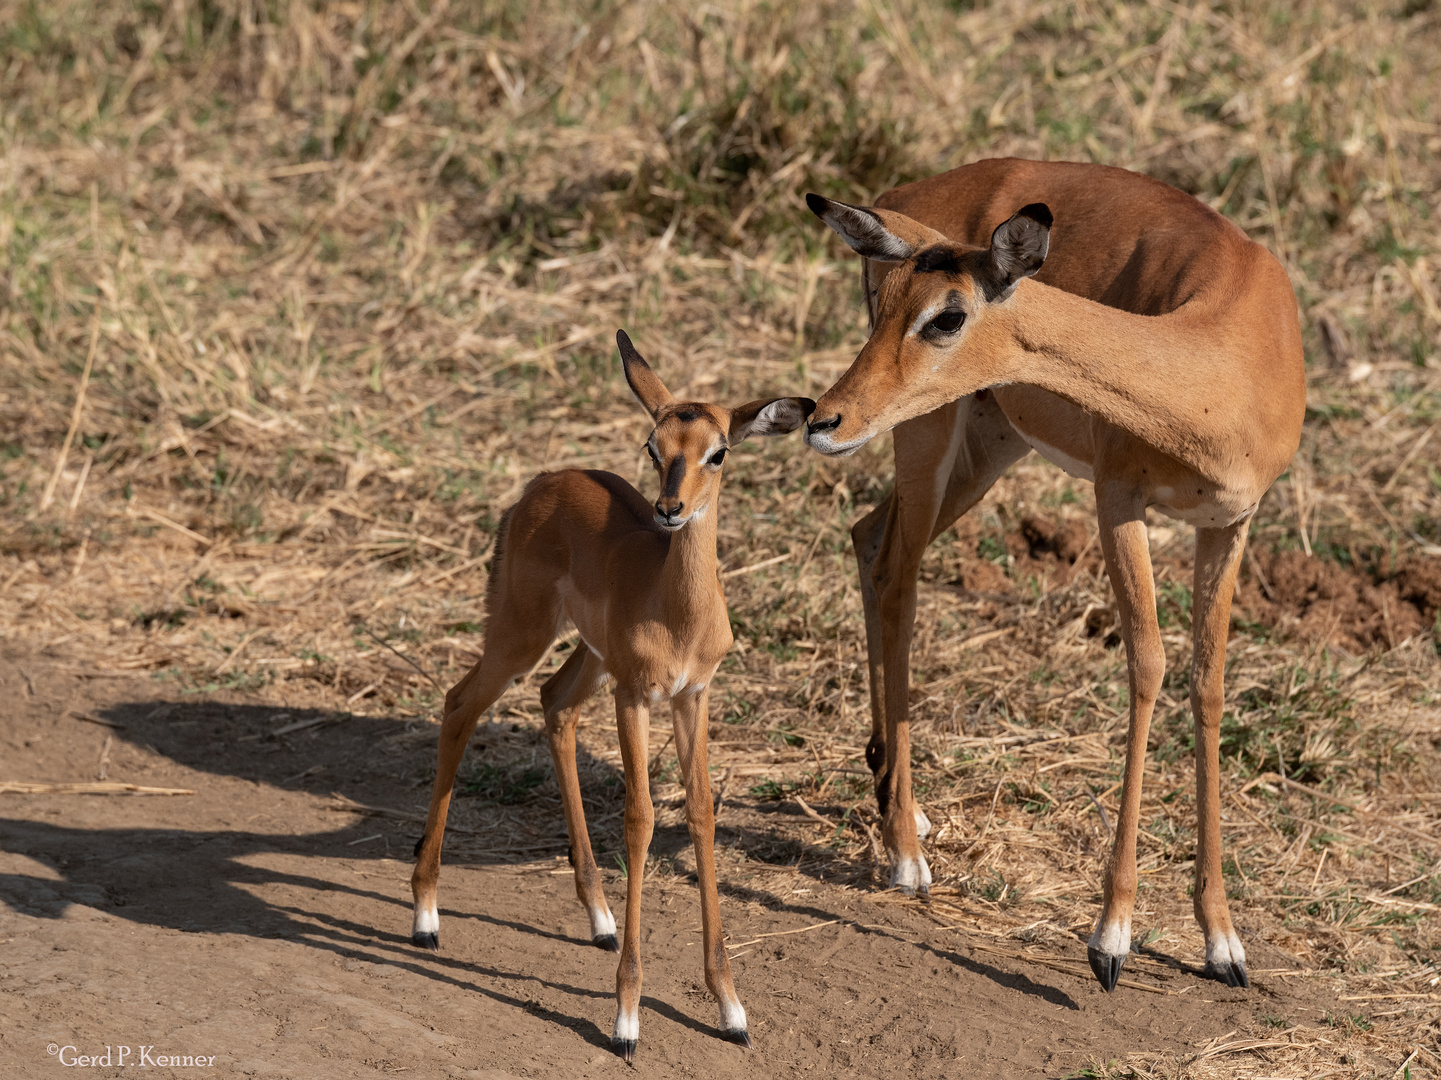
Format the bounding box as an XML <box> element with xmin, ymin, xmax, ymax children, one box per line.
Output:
<box><xmin>410</xmin><ymin>331</ymin><xmax>811</xmax><ymax>1053</ymax></box>
<box><xmin>806</xmin><ymin>159</ymin><xmax>1304</xmax><ymax>988</ymax></box>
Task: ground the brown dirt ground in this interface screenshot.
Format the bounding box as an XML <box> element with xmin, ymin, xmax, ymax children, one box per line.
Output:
<box><xmin>0</xmin><ymin>643</ymin><xmax>1390</xmax><ymax>1080</ymax></box>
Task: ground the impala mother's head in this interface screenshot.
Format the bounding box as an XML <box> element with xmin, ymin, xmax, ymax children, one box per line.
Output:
<box><xmin>802</xmin><ymin>194</ymin><xmax>1053</xmax><ymax>456</ymax></box>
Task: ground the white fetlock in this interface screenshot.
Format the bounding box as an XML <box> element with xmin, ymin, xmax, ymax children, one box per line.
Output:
<box><xmin>1087</xmin><ymin>917</ymin><xmax>1131</xmax><ymax>959</ymax></box>
<box><xmin>411</xmin><ymin>900</ymin><xmax>439</xmax><ymax>948</ymax></box>
<box><xmin>613</xmin><ymin>1002</ymin><xmax>640</xmax><ymax>1058</ymax></box>
<box><xmin>588</xmin><ymin>904</ymin><xmax>616</xmax><ymax>941</ymax></box>
<box><xmin>888</xmin><ymin>853</ymin><xmax>932</xmax><ymax>895</ymax></box>
<box><xmin>719</xmin><ymin>994</ymin><xmax>748</xmax><ymax>1041</ymax></box>
<box><xmin>1204</xmin><ymin>930</ymin><xmax>1245</xmax><ymax>969</ymax></box>
<box><xmin>913</xmin><ymin>806</ymin><xmax>932</xmax><ymax>840</ymax></box>
<box><xmin>1204</xmin><ymin>929</ymin><xmax>1249</xmax><ymax>985</ymax></box>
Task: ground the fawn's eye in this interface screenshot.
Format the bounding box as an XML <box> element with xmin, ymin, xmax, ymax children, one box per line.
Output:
<box><xmin>644</xmin><ymin>443</ymin><xmax>660</xmax><ymax>463</ymax></box>
<box><xmin>928</xmin><ymin>309</ymin><xmax>965</xmax><ymax>335</ymax></box>
<box><xmin>707</xmin><ymin>448</ymin><xmax>727</xmax><ymax>467</ymax></box>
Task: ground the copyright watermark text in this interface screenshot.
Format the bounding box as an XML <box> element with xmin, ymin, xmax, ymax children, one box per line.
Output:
<box><xmin>47</xmin><ymin>1044</ymin><xmax>216</xmax><ymax>1068</ymax></box>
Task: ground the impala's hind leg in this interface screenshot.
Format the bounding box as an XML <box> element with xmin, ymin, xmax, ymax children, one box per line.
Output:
<box><xmin>410</xmin><ymin>611</ymin><xmax>556</xmax><ymax>950</ymax></box>
<box><xmin>1192</xmin><ymin>521</ymin><xmax>1251</xmax><ymax>987</ymax></box>
<box><xmin>1087</xmin><ymin>484</ymin><xmax>1164</xmax><ymax>991</ymax></box>
<box><xmin>541</xmin><ymin>645</ymin><xmax>616</xmax><ymax>950</ymax></box>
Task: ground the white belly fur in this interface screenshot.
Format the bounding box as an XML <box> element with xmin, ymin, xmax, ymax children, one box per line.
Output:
<box><xmin>1017</xmin><ymin>429</ymin><xmax>1095</xmax><ymax>482</ymax></box>
<box><xmin>1011</xmin><ymin>425</ymin><xmax>1257</xmax><ymax>529</ymax></box>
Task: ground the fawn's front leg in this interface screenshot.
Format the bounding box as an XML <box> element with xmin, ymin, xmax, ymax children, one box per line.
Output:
<box><xmin>672</xmin><ymin>687</ymin><xmax>748</xmax><ymax>1045</ymax></box>
<box><xmin>612</xmin><ymin>692</ymin><xmax>653</xmax><ymax>1061</ymax></box>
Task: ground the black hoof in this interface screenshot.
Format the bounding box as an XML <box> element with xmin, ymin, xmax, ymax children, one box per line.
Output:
<box><xmin>412</xmin><ymin>931</ymin><xmax>439</xmax><ymax>951</ymax></box>
<box><xmin>724</xmin><ymin>1028</ymin><xmax>752</xmax><ymax>1049</ymax></box>
<box><xmin>1087</xmin><ymin>946</ymin><xmax>1124</xmax><ymax>991</ymax></box>
<box><xmin>594</xmin><ymin>933</ymin><xmax>620</xmax><ymax>953</ymax></box>
<box><xmin>612</xmin><ymin>1038</ymin><xmax>637</xmax><ymax>1063</ymax></box>
<box><xmin>1204</xmin><ymin>960</ymin><xmax>1249</xmax><ymax>989</ymax></box>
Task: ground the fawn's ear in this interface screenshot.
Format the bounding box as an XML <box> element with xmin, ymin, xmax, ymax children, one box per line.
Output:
<box><xmin>617</xmin><ymin>330</ymin><xmax>674</xmax><ymax>419</ymax></box>
<box><xmin>806</xmin><ymin>194</ymin><xmax>947</xmax><ymax>263</ymax></box>
<box><xmin>728</xmin><ymin>397</ymin><xmax>816</xmax><ymax>443</ymax></box>
<box><xmin>984</xmin><ymin>203</ymin><xmax>1052</xmax><ymax>296</ymax></box>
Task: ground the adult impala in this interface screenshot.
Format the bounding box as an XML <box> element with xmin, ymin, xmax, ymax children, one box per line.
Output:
<box><xmin>804</xmin><ymin>158</ymin><xmax>1304</xmax><ymax>991</ymax></box>
<box><xmin>411</xmin><ymin>330</ymin><xmax>813</xmax><ymax>1058</ymax></box>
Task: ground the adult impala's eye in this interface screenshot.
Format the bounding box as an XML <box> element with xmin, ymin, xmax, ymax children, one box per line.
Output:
<box><xmin>707</xmin><ymin>448</ymin><xmax>727</xmax><ymax>466</ymax></box>
<box><xmin>644</xmin><ymin>443</ymin><xmax>660</xmax><ymax>463</ymax></box>
<box><xmin>929</xmin><ymin>309</ymin><xmax>965</xmax><ymax>334</ymax></box>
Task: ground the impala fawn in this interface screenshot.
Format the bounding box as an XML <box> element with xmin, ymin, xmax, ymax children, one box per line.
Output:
<box><xmin>411</xmin><ymin>330</ymin><xmax>813</xmax><ymax>1059</ymax></box>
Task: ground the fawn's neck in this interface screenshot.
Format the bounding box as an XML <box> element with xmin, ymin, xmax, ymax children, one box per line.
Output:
<box><xmin>659</xmin><ymin>499</ymin><xmax>722</xmax><ymax>624</ymax></box>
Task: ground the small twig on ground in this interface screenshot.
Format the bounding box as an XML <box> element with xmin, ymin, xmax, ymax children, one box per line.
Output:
<box><xmin>70</xmin><ymin>710</ymin><xmax>125</xmax><ymax>730</ymax></box>
<box><xmin>0</xmin><ymin>782</ymin><xmax>194</xmax><ymax>796</ymax></box>
<box><xmin>363</xmin><ymin>628</ymin><xmax>444</xmax><ymax>692</ymax></box>
<box><xmin>647</xmin><ymin>731</ymin><xmax>675</xmax><ymax>779</ymax></box>
<box><xmin>1085</xmin><ymin>785</ymin><xmax>1114</xmax><ymax>836</ymax></box>
<box><xmin>726</xmin><ymin>919</ymin><xmax>841</xmax><ymax>951</ymax></box>
<box><xmin>793</xmin><ymin>794</ymin><xmax>833</xmax><ymax>827</ymax></box>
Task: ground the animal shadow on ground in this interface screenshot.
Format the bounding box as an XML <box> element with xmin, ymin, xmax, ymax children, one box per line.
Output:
<box><xmin>0</xmin><ymin>695</ymin><xmax>1080</xmax><ymax>1028</ymax></box>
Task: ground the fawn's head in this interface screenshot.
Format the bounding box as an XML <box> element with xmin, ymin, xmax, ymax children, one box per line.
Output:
<box><xmin>801</xmin><ymin>194</ymin><xmax>1053</xmax><ymax>456</ymax></box>
<box><xmin>617</xmin><ymin>330</ymin><xmax>813</xmax><ymax>532</ymax></box>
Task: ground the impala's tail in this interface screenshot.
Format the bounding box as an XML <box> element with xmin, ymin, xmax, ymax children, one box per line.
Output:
<box><xmin>484</xmin><ymin>499</ymin><xmax>520</xmax><ymax>616</ymax></box>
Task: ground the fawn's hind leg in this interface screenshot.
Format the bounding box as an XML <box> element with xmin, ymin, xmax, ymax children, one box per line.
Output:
<box><xmin>411</xmin><ymin>617</ymin><xmax>556</xmax><ymax>950</ymax></box>
<box><xmin>541</xmin><ymin>645</ymin><xmax>616</xmax><ymax>950</ymax></box>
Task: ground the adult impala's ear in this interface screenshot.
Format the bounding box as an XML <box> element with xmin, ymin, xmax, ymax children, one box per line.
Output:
<box><xmin>805</xmin><ymin>194</ymin><xmax>947</xmax><ymax>263</ymax></box>
<box><xmin>728</xmin><ymin>397</ymin><xmax>816</xmax><ymax>444</ymax></box>
<box><xmin>617</xmin><ymin>330</ymin><xmax>673</xmax><ymax>419</ymax></box>
<box><xmin>985</xmin><ymin>203</ymin><xmax>1052</xmax><ymax>295</ymax></box>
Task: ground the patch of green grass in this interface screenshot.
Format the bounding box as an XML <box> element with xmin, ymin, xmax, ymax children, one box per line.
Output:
<box><xmin>460</xmin><ymin>761</ymin><xmax>550</xmax><ymax>804</ymax></box>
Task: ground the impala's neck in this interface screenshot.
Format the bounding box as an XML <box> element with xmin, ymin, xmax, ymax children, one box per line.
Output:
<box><xmin>984</xmin><ymin>280</ymin><xmax>1253</xmax><ymax>483</ymax></box>
<box><xmin>660</xmin><ymin>498</ymin><xmax>721</xmax><ymax>621</ymax></box>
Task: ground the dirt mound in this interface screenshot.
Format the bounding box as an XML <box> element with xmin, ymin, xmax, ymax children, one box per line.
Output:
<box><xmin>1240</xmin><ymin>550</ymin><xmax>1437</xmax><ymax>653</ymax></box>
<box><xmin>949</xmin><ymin>513</ymin><xmax>1098</xmax><ymax>596</ymax></box>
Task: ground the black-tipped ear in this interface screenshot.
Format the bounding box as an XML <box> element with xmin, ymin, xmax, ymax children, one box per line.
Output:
<box><xmin>617</xmin><ymin>330</ymin><xmax>673</xmax><ymax>419</ymax></box>
<box><xmin>728</xmin><ymin>397</ymin><xmax>816</xmax><ymax>444</ymax></box>
<box><xmin>806</xmin><ymin>194</ymin><xmax>916</xmax><ymax>264</ymax></box>
<box><xmin>986</xmin><ymin>203</ymin><xmax>1052</xmax><ymax>294</ymax></box>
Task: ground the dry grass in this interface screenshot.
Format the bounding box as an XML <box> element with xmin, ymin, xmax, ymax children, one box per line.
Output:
<box><xmin>1</xmin><ymin>0</ymin><xmax>1439</xmax><ymax>1075</ymax></box>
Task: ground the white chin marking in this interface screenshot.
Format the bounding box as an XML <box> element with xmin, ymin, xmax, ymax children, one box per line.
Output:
<box><xmin>804</xmin><ymin>432</ymin><xmax>870</xmax><ymax>457</ymax></box>
<box><xmin>1205</xmin><ymin>930</ymin><xmax>1246</xmax><ymax>969</ymax></box>
<box><xmin>412</xmin><ymin>901</ymin><xmax>439</xmax><ymax>937</ymax></box>
<box><xmin>613</xmin><ymin>1005</ymin><xmax>639</xmax><ymax>1043</ymax></box>
<box><xmin>589</xmin><ymin>905</ymin><xmax>616</xmax><ymax>939</ymax></box>
<box><xmin>719</xmin><ymin>995</ymin><xmax>747</xmax><ymax>1034</ymax></box>
<box><xmin>889</xmin><ymin>854</ymin><xmax>931</xmax><ymax>893</ymax></box>
<box><xmin>1088</xmin><ymin>917</ymin><xmax>1131</xmax><ymax>958</ymax></box>
<box><xmin>913</xmin><ymin>807</ymin><xmax>932</xmax><ymax>840</ymax></box>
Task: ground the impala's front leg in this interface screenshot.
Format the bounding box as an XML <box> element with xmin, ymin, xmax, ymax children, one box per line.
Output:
<box><xmin>1191</xmin><ymin>522</ymin><xmax>1251</xmax><ymax>987</ymax></box>
<box><xmin>1088</xmin><ymin>486</ymin><xmax>1164</xmax><ymax>991</ymax></box>
<box><xmin>612</xmin><ymin>692</ymin><xmax>654</xmax><ymax>1061</ymax></box>
<box><xmin>672</xmin><ymin>687</ymin><xmax>749</xmax><ymax>1046</ymax></box>
<box><xmin>873</xmin><ymin>514</ymin><xmax>933</xmax><ymax>896</ymax></box>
